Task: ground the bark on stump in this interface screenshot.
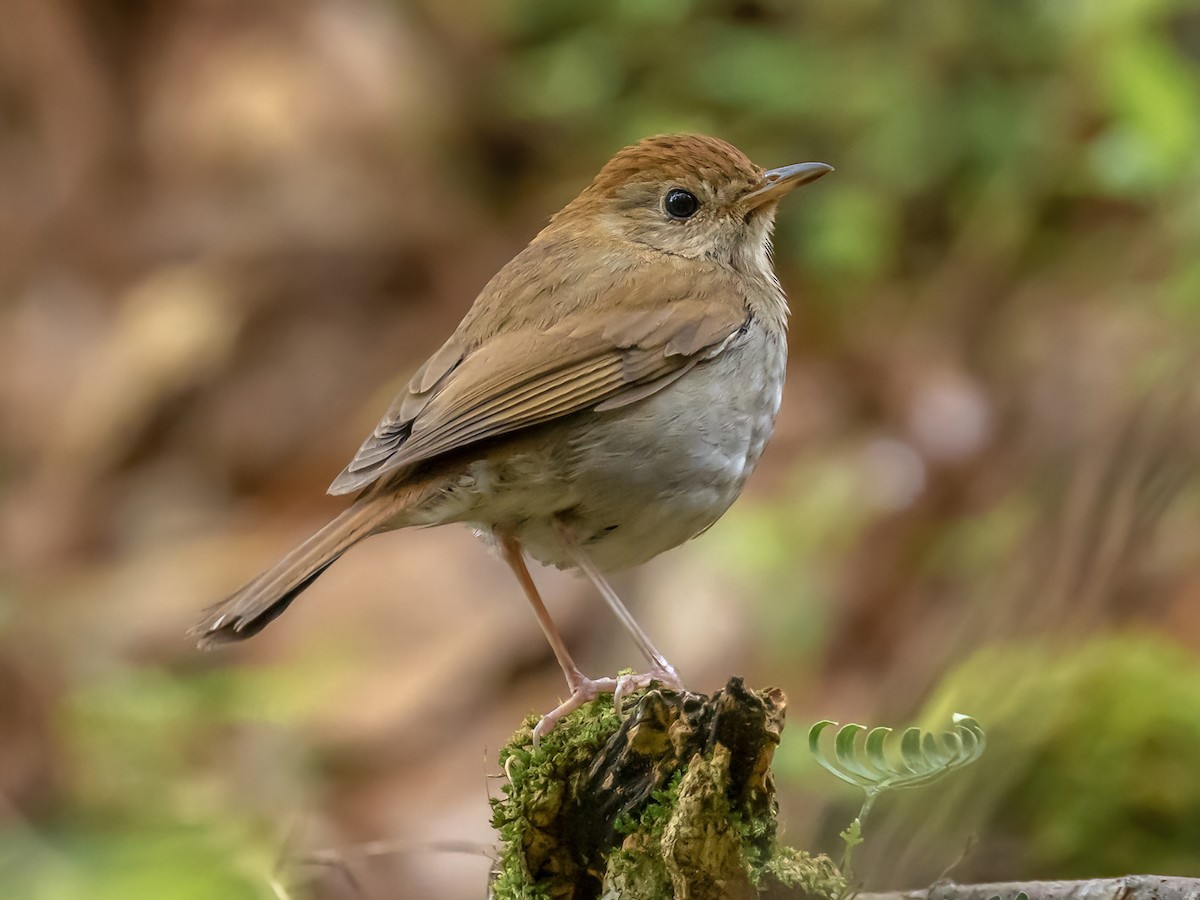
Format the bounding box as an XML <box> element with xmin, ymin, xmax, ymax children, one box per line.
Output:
<box><xmin>489</xmin><ymin>677</ymin><xmax>843</xmax><ymax>900</ymax></box>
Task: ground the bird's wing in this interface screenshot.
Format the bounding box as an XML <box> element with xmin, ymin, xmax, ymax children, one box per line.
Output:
<box><xmin>328</xmin><ymin>298</ymin><xmax>748</xmax><ymax>495</ymax></box>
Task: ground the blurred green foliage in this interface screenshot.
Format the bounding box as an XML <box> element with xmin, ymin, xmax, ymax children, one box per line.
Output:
<box><xmin>1</xmin><ymin>665</ymin><xmax>294</xmax><ymax>899</ymax></box>
<box><xmin>488</xmin><ymin>0</ymin><xmax>1200</xmax><ymax>285</ymax></box>
<box><xmin>2</xmin><ymin>826</ymin><xmax>264</xmax><ymax>900</ymax></box>
<box><xmin>707</xmin><ymin>461</ymin><xmax>865</xmax><ymax>665</ymax></box>
<box><xmin>776</xmin><ymin>634</ymin><xmax>1200</xmax><ymax>881</ymax></box>
<box><xmin>919</xmin><ymin>634</ymin><xmax>1200</xmax><ymax>878</ymax></box>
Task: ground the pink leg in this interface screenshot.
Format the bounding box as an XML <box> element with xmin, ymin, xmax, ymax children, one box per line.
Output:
<box><xmin>552</xmin><ymin>519</ymin><xmax>685</xmax><ymax>697</ymax></box>
<box><xmin>498</xmin><ymin>534</ymin><xmax>622</xmax><ymax>741</ymax></box>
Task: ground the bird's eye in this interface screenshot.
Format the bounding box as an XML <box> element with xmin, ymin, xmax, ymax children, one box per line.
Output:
<box><xmin>664</xmin><ymin>188</ymin><xmax>699</xmax><ymax>220</ymax></box>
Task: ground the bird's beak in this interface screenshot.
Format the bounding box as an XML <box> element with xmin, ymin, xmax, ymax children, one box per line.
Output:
<box><xmin>743</xmin><ymin>161</ymin><xmax>834</xmax><ymax>210</ymax></box>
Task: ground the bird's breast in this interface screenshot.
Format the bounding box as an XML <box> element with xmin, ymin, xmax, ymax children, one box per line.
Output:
<box><xmin>430</xmin><ymin>316</ymin><xmax>788</xmax><ymax>571</ymax></box>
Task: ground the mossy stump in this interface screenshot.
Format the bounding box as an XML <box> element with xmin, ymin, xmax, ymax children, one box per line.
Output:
<box><xmin>490</xmin><ymin>677</ymin><xmax>844</xmax><ymax>900</ymax></box>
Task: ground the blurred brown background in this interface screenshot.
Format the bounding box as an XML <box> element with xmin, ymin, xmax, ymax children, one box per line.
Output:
<box><xmin>3</xmin><ymin>1</ymin><xmax>1200</xmax><ymax>897</ymax></box>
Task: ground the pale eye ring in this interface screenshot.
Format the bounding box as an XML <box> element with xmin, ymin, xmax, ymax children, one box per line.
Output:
<box><xmin>664</xmin><ymin>188</ymin><xmax>699</xmax><ymax>220</ymax></box>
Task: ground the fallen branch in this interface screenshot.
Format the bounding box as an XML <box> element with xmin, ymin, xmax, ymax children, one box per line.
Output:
<box><xmin>861</xmin><ymin>876</ymin><xmax>1200</xmax><ymax>900</ymax></box>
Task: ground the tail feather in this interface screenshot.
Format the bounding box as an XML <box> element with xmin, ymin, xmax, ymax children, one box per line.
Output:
<box><xmin>192</xmin><ymin>498</ymin><xmax>396</xmax><ymax>648</ymax></box>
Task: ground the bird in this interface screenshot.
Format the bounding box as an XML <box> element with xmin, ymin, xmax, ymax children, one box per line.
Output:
<box><xmin>192</xmin><ymin>134</ymin><xmax>832</xmax><ymax>739</ymax></box>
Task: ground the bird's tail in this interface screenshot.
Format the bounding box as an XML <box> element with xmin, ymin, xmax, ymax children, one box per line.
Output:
<box><xmin>191</xmin><ymin>496</ymin><xmax>402</xmax><ymax>648</ymax></box>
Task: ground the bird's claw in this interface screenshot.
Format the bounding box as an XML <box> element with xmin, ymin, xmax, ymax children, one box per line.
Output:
<box><xmin>533</xmin><ymin>664</ymin><xmax>686</xmax><ymax>743</ymax></box>
<box><xmin>613</xmin><ymin>663</ymin><xmax>684</xmax><ymax>711</ymax></box>
<box><xmin>532</xmin><ymin>674</ymin><xmax>620</xmax><ymax>744</ymax></box>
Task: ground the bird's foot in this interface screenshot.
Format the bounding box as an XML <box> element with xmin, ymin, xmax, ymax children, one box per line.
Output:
<box><xmin>613</xmin><ymin>663</ymin><xmax>684</xmax><ymax>711</ymax></box>
<box><xmin>533</xmin><ymin>674</ymin><xmax>620</xmax><ymax>743</ymax></box>
<box><xmin>533</xmin><ymin>664</ymin><xmax>686</xmax><ymax>743</ymax></box>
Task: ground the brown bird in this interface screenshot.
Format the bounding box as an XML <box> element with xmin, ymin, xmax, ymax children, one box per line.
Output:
<box><xmin>193</xmin><ymin>135</ymin><xmax>831</xmax><ymax>738</ymax></box>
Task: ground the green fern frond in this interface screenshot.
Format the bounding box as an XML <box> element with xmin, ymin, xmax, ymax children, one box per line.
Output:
<box><xmin>810</xmin><ymin>711</ymin><xmax>985</xmax><ymax>879</ymax></box>
<box><xmin>809</xmin><ymin>713</ymin><xmax>985</xmax><ymax>799</ymax></box>
<box><xmin>810</xmin><ymin>713</ymin><xmax>984</xmax><ymax>880</ymax></box>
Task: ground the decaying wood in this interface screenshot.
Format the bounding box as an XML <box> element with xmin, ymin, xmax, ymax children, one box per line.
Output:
<box><xmin>490</xmin><ymin>677</ymin><xmax>843</xmax><ymax>899</ymax></box>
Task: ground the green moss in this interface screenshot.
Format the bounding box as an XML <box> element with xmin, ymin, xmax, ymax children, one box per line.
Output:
<box><xmin>613</xmin><ymin>770</ymin><xmax>684</xmax><ymax>837</ymax></box>
<box><xmin>603</xmin><ymin>839</ymin><xmax>674</xmax><ymax>899</ymax></box>
<box><xmin>491</xmin><ymin>698</ymin><xmax>623</xmax><ymax>898</ymax></box>
<box><xmin>490</xmin><ymin>692</ymin><xmax>845</xmax><ymax>899</ymax></box>
<box><xmin>753</xmin><ymin>846</ymin><xmax>846</xmax><ymax>897</ymax></box>
<box><xmin>607</xmin><ymin>745</ymin><xmax>845</xmax><ymax>898</ymax></box>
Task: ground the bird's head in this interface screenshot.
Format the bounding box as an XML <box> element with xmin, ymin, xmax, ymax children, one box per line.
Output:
<box><xmin>554</xmin><ymin>134</ymin><xmax>832</xmax><ymax>275</ymax></box>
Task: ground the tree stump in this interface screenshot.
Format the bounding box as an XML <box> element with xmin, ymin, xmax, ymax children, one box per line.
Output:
<box><xmin>489</xmin><ymin>677</ymin><xmax>844</xmax><ymax>900</ymax></box>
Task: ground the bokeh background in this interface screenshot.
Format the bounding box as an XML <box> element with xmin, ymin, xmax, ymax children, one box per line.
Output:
<box><xmin>4</xmin><ymin>0</ymin><xmax>1200</xmax><ymax>897</ymax></box>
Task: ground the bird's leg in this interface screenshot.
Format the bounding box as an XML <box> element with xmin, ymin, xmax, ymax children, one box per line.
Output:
<box><xmin>497</xmin><ymin>533</ymin><xmax>620</xmax><ymax>741</ymax></box>
<box><xmin>552</xmin><ymin>519</ymin><xmax>685</xmax><ymax>701</ymax></box>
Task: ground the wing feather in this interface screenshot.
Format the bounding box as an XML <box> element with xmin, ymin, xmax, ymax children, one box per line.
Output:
<box><xmin>328</xmin><ymin>297</ymin><xmax>747</xmax><ymax>496</ymax></box>
<box><xmin>400</xmin><ymin>358</ymin><xmax>624</xmax><ymax>459</ymax></box>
